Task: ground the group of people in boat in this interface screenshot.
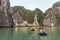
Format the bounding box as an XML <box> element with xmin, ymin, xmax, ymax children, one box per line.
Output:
<box><xmin>39</xmin><ymin>29</ymin><xmax>47</xmax><ymax>35</ymax></box>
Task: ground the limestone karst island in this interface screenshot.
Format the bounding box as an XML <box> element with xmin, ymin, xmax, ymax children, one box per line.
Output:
<box><xmin>0</xmin><ymin>0</ymin><xmax>60</xmax><ymax>27</ymax></box>
<box><xmin>0</xmin><ymin>0</ymin><xmax>60</xmax><ymax>40</ymax></box>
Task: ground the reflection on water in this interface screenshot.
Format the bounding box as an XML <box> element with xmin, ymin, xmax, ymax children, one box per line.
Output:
<box><xmin>0</xmin><ymin>27</ymin><xmax>60</xmax><ymax>40</ymax></box>
<box><xmin>40</xmin><ymin>36</ymin><xmax>47</xmax><ymax>40</ymax></box>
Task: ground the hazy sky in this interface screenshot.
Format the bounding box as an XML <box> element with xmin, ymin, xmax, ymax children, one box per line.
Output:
<box><xmin>10</xmin><ymin>0</ymin><xmax>60</xmax><ymax>12</ymax></box>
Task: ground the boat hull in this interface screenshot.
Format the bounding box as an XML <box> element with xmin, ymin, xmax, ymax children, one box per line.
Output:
<box><xmin>39</xmin><ymin>32</ymin><xmax>47</xmax><ymax>35</ymax></box>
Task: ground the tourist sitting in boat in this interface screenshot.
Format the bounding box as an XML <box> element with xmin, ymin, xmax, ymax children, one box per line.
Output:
<box><xmin>40</xmin><ymin>29</ymin><xmax>45</xmax><ymax>32</ymax></box>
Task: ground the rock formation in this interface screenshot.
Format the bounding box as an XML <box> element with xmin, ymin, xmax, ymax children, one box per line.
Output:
<box><xmin>33</xmin><ymin>13</ymin><xmax>39</xmax><ymax>28</ymax></box>
<box><xmin>0</xmin><ymin>0</ymin><xmax>14</xmax><ymax>27</ymax></box>
<box><xmin>12</xmin><ymin>11</ymin><xmax>24</xmax><ymax>26</ymax></box>
<box><xmin>43</xmin><ymin>1</ymin><xmax>60</xmax><ymax>27</ymax></box>
<box><xmin>43</xmin><ymin>8</ymin><xmax>57</xmax><ymax>26</ymax></box>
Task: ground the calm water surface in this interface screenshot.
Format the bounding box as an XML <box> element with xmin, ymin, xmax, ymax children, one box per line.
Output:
<box><xmin>0</xmin><ymin>27</ymin><xmax>60</xmax><ymax>40</ymax></box>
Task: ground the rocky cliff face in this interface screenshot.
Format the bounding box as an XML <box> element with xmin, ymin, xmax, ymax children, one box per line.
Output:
<box><xmin>0</xmin><ymin>0</ymin><xmax>14</xmax><ymax>27</ymax></box>
<box><xmin>10</xmin><ymin>6</ymin><xmax>28</xmax><ymax>25</ymax></box>
<box><xmin>12</xmin><ymin>11</ymin><xmax>24</xmax><ymax>26</ymax></box>
<box><xmin>43</xmin><ymin>8</ymin><xmax>57</xmax><ymax>26</ymax></box>
<box><xmin>43</xmin><ymin>1</ymin><xmax>60</xmax><ymax>26</ymax></box>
